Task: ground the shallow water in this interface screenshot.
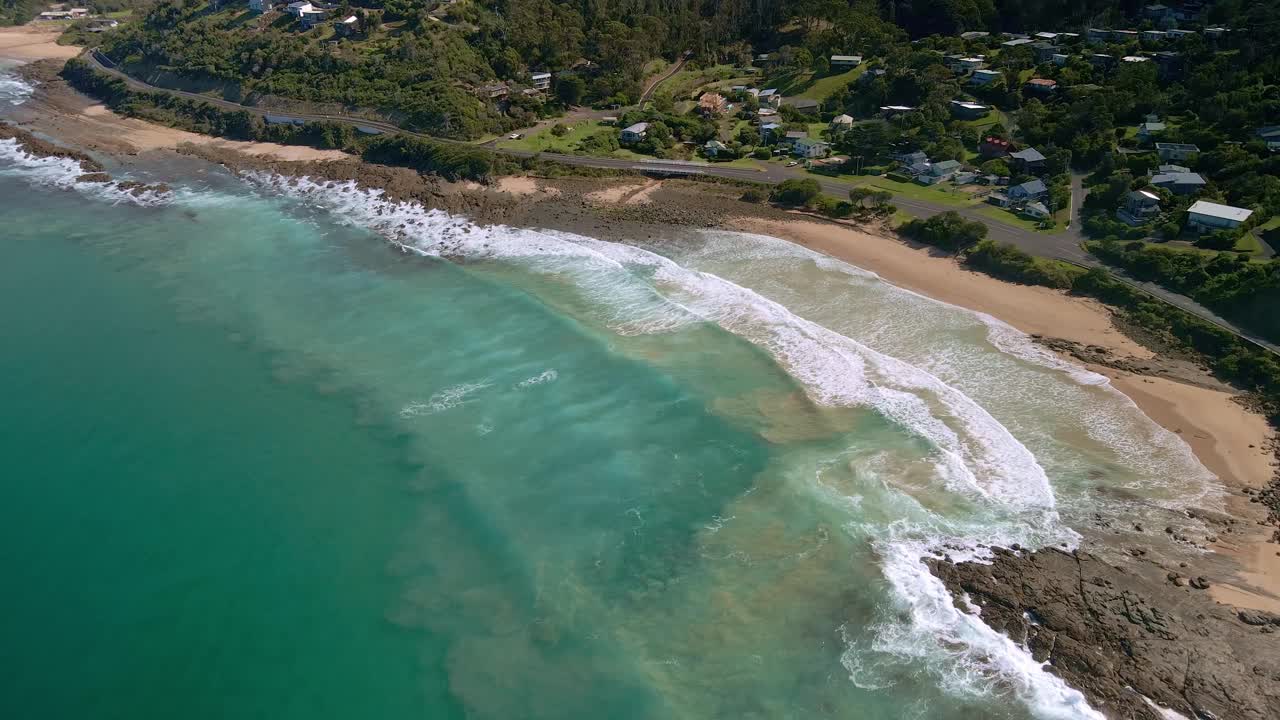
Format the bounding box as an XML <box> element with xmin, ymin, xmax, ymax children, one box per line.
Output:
<box><xmin>0</xmin><ymin>74</ymin><xmax>1221</xmax><ymax>719</ymax></box>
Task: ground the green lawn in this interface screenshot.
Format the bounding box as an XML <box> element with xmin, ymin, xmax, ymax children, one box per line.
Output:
<box><xmin>973</xmin><ymin>205</ymin><xmax>1065</xmax><ymax>234</ymax></box>
<box><xmin>495</xmin><ymin>121</ymin><xmax>615</xmax><ymax>154</ymax></box>
<box><xmin>797</xmin><ymin>66</ymin><xmax>867</xmax><ymax>100</ymax></box>
<box><xmin>845</xmin><ymin>176</ymin><xmax>978</xmax><ymax>207</ymax></box>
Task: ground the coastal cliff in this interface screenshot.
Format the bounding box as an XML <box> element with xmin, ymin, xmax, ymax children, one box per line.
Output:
<box><xmin>929</xmin><ymin>546</ymin><xmax>1280</xmax><ymax>719</ymax></box>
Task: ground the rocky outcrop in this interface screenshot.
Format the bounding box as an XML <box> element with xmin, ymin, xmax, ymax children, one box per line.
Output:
<box><xmin>928</xmin><ymin>547</ymin><xmax>1280</xmax><ymax>720</ymax></box>
<box><xmin>0</xmin><ymin>122</ymin><xmax>105</xmax><ymax>172</ymax></box>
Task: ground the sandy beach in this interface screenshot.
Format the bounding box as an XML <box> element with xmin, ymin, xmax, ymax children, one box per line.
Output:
<box><xmin>2</xmin><ymin>45</ymin><xmax>1275</xmax><ymax>613</ymax></box>
<box><xmin>0</xmin><ymin>25</ymin><xmax>80</xmax><ymax>62</ymax></box>
<box><xmin>731</xmin><ymin>216</ymin><xmax>1278</xmax><ymax>609</ymax></box>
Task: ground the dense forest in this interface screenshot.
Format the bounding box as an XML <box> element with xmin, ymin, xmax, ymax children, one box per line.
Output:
<box><xmin>0</xmin><ymin>0</ymin><xmax>40</xmax><ymax>25</ymax></box>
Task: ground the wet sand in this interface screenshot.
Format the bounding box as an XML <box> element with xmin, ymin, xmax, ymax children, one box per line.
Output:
<box><xmin>0</xmin><ymin>26</ymin><xmax>80</xmax><ymax>62</ymax></box>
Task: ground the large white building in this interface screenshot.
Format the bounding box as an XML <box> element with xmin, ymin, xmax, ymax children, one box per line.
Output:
<box><xmin>1186</xmin><ymin>200</ymin><xmax>1252</xmax><ymax>233</ymax></box>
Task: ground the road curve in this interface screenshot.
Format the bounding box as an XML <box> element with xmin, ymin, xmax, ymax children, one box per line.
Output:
<box><xmin>79</xmin><ymin>49</ymin><xmax>1278</xmax><ymax>355</ymax></box>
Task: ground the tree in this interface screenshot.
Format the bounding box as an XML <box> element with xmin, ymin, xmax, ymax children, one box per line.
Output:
<box><xmin>771</xmin><ymin>178</ymin><xmax>822</xmax><ymax>206</ymax></box>
<box><xmin>900</xmin><ymin>211</ymin><xmax>988</xmax><ymax>251</ymax></box>
<box><xmin>555</xmin><ymin>75</ymin><xmax>585</xmax><ymax>106</ymax></box>
<box><xmin>980</xmin><ymin>158</ymin><xmax>1010</xmax><ymax>176</ymax></box>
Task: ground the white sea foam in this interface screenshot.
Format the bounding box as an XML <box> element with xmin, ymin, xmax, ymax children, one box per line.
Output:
<box><xmin>400</xmin><ymin>381</ymin><xmax>492</xmax><ymax>418</ymax></box>
<box><xmin>0</xmin><ymin>70</ymin><xmax>33</xmax><ymax>107</ymax></box>
<box><xmin>252</xmin><ymin>172</ymin><xmax>1114</xmax><ymax>719</ymax></box>
<box><xmin>516</xmin><ymin>369</ymin><xmax>558</xmax><ymax>388</ymax></box>
<box><xmin>0</xmin><ymin>138</ymin><xmax>171</xmax><ymax>206</ymax></box>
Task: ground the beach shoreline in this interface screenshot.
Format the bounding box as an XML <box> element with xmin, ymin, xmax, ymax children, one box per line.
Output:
<box><xmin>3</xmin><ymin>41</ymin><xmax>1278</xmax><ymax>716</ymax></box>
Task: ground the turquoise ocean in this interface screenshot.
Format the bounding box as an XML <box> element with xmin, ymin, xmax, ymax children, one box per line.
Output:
<box><xmin>0</xmin><ymin>65</ymin><xmax>1220</xmax><ymax>719</ymax></box>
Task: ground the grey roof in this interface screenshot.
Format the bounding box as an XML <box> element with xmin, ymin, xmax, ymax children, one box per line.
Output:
<box><xmin>784</xmin><ymin>130</ymin><xmax>808</xmax><ymax>139</ymax></box>
<box><xmin>1011</xmin><ymin>179</ymin><xmax>1048</xmax><ymax>196</ymax></box>
<box><xmin>932</xmin><ymin>159</ymin><xmax>962</xmax><ymax>172</ymax></box>
<box><xmin>622</xmin><ymin>122</ymin><xmax>649</xmax><ymax>134</ymax></box>
<box><xmin>1010</xmin><ymin>148</ymin><xmax>1047</xmax><ymax>163</ymax></box>
<box><xmin>1158</xmin><ymin>164</ymin><xmax>1190</xmax><ymax>173</ymax></box>
<box><xmin>1151</xmin><ymin>172</ymin><xmax>1206</xmax><ymax>186</ymax></box>
<box><xmin>1156</xmin><ymin>142</ymin><xmax>1200</xmax><ymax>152</ymax></box>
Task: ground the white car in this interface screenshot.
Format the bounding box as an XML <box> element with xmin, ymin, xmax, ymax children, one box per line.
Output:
<box><xmin>786</xmin><ymin>161</ymin><xmax>799</xmax><ymax>167</ymax></box>
<box><xmin>509</xmin><ymin>133</ymin><xmax>523</xmax><ymax>140</ymax></box>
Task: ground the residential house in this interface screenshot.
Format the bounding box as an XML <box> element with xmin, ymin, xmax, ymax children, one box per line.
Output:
<box><xmin>753</xmin><ymin>53</ymin><xmax>775</xmax><ymax>67</ymax></box>
<box><xmin>1088</xmin><ymin>53</ymin><xmax>1117</xmax><ymax>69</ymax></box>
<box><xmin>829</xmin><ymin>114</ymin><xmax>854</xmax><ymax>132</ymax></box>
<box><xmin>1002</xmin><ymin>38</ymin><xmax>1034</xmax><ymax>49</ymax></box>
<box><xmin>755</xmin><ymin>107</ymin><xmax>778</xmax><ymax>119</ymax></box>
<box><xmin>953</xmin><ymin>171</ymin><xmax>978</xmax><ymax>185</ymax></box>
<box><xmin>698</xmin><ymin>92</ymin><xmax>727</xmax><ymax>116</ymax></box>
<box><xmin>334</xmin><ymin>15</ymin><xmax>358</xmax><ymax>37</ymax></box>
<box><xmin>958</xmin><ymin>57</ymin><xmax>986</xmax><ymax>71</ymax></box>
<box><xmin>1034</xmin><ymin>32</ymin><xmax>1060</xmax><ymax>41</ymax></box>
<box><xmin>793</xmin><ymin>138</ymin><xmax>831</xmax><ymax>159</ymax></box>
<box><xmin>1087</xmin><ymin>28</ymin><xmax>1111</xmax><ymax>44</ymax></box>
<box><xmin>1137</xmin><ymin>120</ymin><xmax>1166</xmax><ymax>141</ymax></box>
<box><xmin>969</xmin><ymin>69</ymin><xmax>1002</xmax><ymax>86</ymax></box>
<box><xmin>1025</xmin><ymin>78</ymin><xmax>1058</xmax><ymax>94</ymax></box>
<box><xmin>299</xmin><ymin>7</ymin><xmax>326</xmax><ymax>27</ymax></box>
<box><xmin>1143</xmin><ymin>4</ymin><xmax>1174</xmax><ymax>21</ymax></box>
<box><xmin>1186</xmin><ymin>200</ymin><xmax>1252</xmax><ymax>232</ymax></box>
<box><xmin>1031</xmin><ymin>42</ymin><xmax>1059</xmax><ymax>63</ymax></box>
<box><xmin>1009</xmin><ymin>147</ymin><xmax>1047</xmax><ymax>174</ymax></box>
<box><xmin>759</xmin><ymin>122</ymin><xmax>781</xmax><ymax>141</ymax></box>
<box><xmin>879</xmin><ymin>105</ymin><xmax>915</xmax><ymax>116</ymax></box>
<box><xmin>1121</xmin><ymin>55</ymin><xmax>1151</xmax><ymax>64</ymax></box>
<box><xmin>1204</xmin><ymin>27</ymin><xmax>1229</xmax><ymax>39</ymax></box>
<box><xmin>530</xmin><ymin>72</ymin><xmax>552</xmax><ymax>91</ymax></box>
<box><xmin>785</xmin><ymin>98</ymin><xmax>820</xmax><ymax>115</ymax></box>
<box><xmin>1166</xmin><ymin>29</ymin><xmax>1197</xmax><ymax>40</ymax></box>
<box><xmin>1156</xmin><ymin>142</ymin><xmax>1199</xmax><ymax>161</ymax></box>
<box><xmin>1052</xmin><ymin>53</ymin><xmax>1071</xmax><ymax>66</ymax></box>
<box><xmin>917</xmin><ymin>159</ymin><xmax>962</xmax><ymax>185</ymax></box>
<box><xmin>1152</xmin><ymin>51</ymin><xmax>1182</xmax><ymax>79</ymax></box>
<box><xmin>830</xmin><ymin>55</ymin><xmax>863</xmax><ymax>68</ymax></box>
<box><xmin>1158</xmin><ymin>163</ymin><xmax>1190</xmax><ymax>173</ymax></box>
<box><xmin>285</xmin><ymin>1</ymin><xmax>313</xmax><ymax>18</ymax></box>
<box><xmin>781</xmin><ymin>131</ymin><xmax>808</xmax><ymax>148</ymax></box>
<box><xmin>1150</xmin><ymin>171</ymin><xmax>1206</xmax><ymax>195</ymax></box>
<box><xmin>1007</xmin><ymin>178</ymin><xmax>1048</xmax><ymax>203</ymax></box>
<box><xmin>979</xmin><ymin>136</ymin><xmax>1012</xmax><ymax>158</ymax></box>
<box><xmin>475</xmin><ymin>82</ymin><xmax>509</xmax><ymax>100</ymax></box>
<box><xmin>1257</xmin><ymin>126</ymin><xmax>1280</xmax><ymax>151</ymax></box>
<box><xmin>987</xmin><ymin>192</ymin><xmax>1013</xmax><ymax>207</ymax></box>
<box><xmin>621</xmin><ymin>122</ymin><xmax>649</xmax><ymax>143</ymax></box>
<box><xmin>1112</xmin><ymin>30</ymin><xmax>1140</xmax><ymax>41</ymax></box>
<box><xmin>1022</xmin><ymin>201</ymin><xmax>1052</xmax><ymax>219</ymax></box>
<box><xmin>759</xmin><ymin>89</ymin><xmax>781</xmax><ymax>107</ymax></box>
<box><xmin>1142</xmin><ymin>30</ymin><xmax>1167</xmax><ymax>42</ymax></box>
<box><xmin>960</xmin><ymin>31</ymin><xmax>990</xmax><ymax>40</ymax></box>
<box><xmin>703</xmin><ymin>140</ymin><xmax>729</xmax><ymax>158</ymax></box>
<box><xmin>949</xmin><ymin>100</ymin><xmax>989</xmax><ymax>119</ymax></box>
<box><xmin>1118</xmin><ymin>189</ymin><xmax>1161</xmax><ymax>225</ymax></box>
<box><xmin>895</xmin><ymin>150</ymin><xmax>928</xmax><ymax>165</ymax></box>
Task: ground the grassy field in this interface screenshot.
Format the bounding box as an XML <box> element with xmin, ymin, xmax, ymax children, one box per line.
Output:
<box><xmin>495</xmin><ymin>121</ymin><xmax>615</xmax><ymax>154</ymax></box>
<box><xmin>797</xmin><ymin>66</ymin><xmax>867</xmax><ymax>100</ymax></box>
<box><xmin>973</xmin><ymin>205</ymin><xmax>1065</xmax><ymax>233</ymax></box>
<box><xmin>844</xmin><ymin>176</ymin><xmax>979</xmax><ymax>207</ymax></box>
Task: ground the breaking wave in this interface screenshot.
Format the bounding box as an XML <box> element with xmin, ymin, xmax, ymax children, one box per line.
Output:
<box><xmin>0</xmin><ymin>138</ymin><xmax>172</xmax><ymax>206</ymax></box>
<box><xmin>244</xmin><ymin>172</ymin><xmax>1113</xmax><ymax>718</ymax></box>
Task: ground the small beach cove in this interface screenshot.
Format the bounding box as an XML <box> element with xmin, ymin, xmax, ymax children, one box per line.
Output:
<box><xmin>3</xmin><ymin>41</ymin><xmax>1278</xmax><ymax>720</ymax></box>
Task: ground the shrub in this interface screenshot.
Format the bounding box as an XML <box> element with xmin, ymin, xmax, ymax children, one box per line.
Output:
<box><xmin>753</xmin><ymin>147</ymin><xmax>772</xmax><ymax>160</ymax></box>
<box><xmin>900</xmin><ymin>211</ymin><xmax>988</xmax><ymax>251</ymax></box>
<box><xmin>770</xmin><ymin>178</ymin><xmax>821</xmax><ymax>207</ymax></box>
<box><xmin>740</xmin><ymin>187</ymin><xmax>768</xmax><ymax>203</ymax></box>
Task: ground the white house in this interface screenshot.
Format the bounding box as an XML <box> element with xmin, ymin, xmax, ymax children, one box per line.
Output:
<box><xmin>1023</xmin><ymin>201</ymin><xmax>1052</xmax><ymax>219</ymax></box>
<box><xmin>830</xmin><ymin>55</ymin><xmax>862</xmax><ymax>68</ymax></box>
<box><xmin>530</xmin><ymin>72</ymin><xmax>552</xmax><ymax>91</ymax></box>
<box><xmin>1186</xmin><ymin>201</ymin><xmax>1252</xmax><ymax>233</ymax></box>
<box><xmin>286</xmin><ymin>1</ymin><xmax>313</xmax><ymax>18</ymax></box>
<box><xmin>792</xmin><ymin>138</ymin><xmax>831</xmax><ymax>159</ymax></box>
<box><xmin>620</xmin><ymin>123</ymin><xmax>649</xmax><ymax>143</ymax></box>
<box><xmin>829</xmin><ymin>114</ymin><xmax>854</xmax><ymax>131</ymax></box>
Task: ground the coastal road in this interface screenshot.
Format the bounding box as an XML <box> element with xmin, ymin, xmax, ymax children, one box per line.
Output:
<box><xmin>78</xmin><ymin>49</ymin><xmax>1279</xmax><ymax>355</ymax></box>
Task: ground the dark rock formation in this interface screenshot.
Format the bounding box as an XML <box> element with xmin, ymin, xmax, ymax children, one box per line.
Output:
<box><xmin>0</xmin><ymin>122</ymin><xmax>105</xmax><ymax>172</ymax></box>
<box><xmin>928</xmin><ymin>547</ymin><xmax>1280</xmax><ymax>720</ymax></box>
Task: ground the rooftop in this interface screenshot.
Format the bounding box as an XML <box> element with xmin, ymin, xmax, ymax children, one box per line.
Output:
<box><xmin>1156</xmin><ymin>142</ymin><xmax>1200</xmax><ymax>152</ymax></box>
<box><xmin>1010</xmin><ymin>148</ymin><xmax>1047</xmax><ymax>162</ymax></box>
<box><xmin>1187</xmin><ymin>200</ymin><xmax>1252</xmax><ymax>223</ymax></box>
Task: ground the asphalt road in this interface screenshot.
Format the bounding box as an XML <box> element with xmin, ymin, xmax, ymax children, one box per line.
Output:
<box><xmin>80</xmin><ymin>49</ymin><xmax>1279</xmax><ymax>355</ymax></box>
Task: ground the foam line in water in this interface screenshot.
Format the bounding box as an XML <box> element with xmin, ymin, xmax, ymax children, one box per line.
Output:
<box><xmin>0</xmin><ymin>138</ymin><xmax>171</xmax><ymax>206</ymax></box>
<box><xmin>249</xmin><ymin>172</ymin><xmax>1111</xmax><ymax>718</ymax></box>
<box><xmin>0</xmin><ymin>67</ymin><xmax>33</xmax><ymax>107</ymax></box>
